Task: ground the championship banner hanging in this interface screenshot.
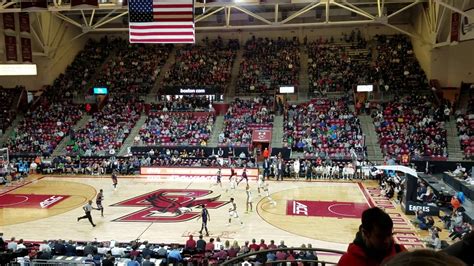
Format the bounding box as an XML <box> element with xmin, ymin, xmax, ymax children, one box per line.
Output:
<box><xmin>451</xmin><ymin>12</ymin><xmax>460</xmax><ymax>43</ymax></box>
<box><xmin>19</xmin><ymin>13</ymin><xmax>31</xmax><ymax>33</ymax></box>
<box><xmin>251</xmin><ymin>129</ymin><xmax>272</xmax><ymax>143</ymax></box>
<box><xmin>21</xmin><ymin>38</ymin><xmax>32</xmax><ymax>63</ymax></box>
<box><xmin>4</xmin><ymin>35</ymin><xmax>18</xmax><ymax>62</ymax></box>
<box><xmin>20</xmin><ymin>0</ymin><xmax>48</xmax><ymax>10</ymax></box>
<box><xmin>70</xmin><ymin>0</ymin><xmax>98</xmax><ymax>8</ymax></box>
<box><xmin>3</xmin><ymin>13</ymin><xmax>16</xmax><ymax>31</ymax></box>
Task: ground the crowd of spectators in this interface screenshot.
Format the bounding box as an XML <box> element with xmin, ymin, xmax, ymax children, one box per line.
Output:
<box><xmin>46</xmin><ymin>37</ymin><xmax>117</xmax><ymax>101</ymax></box>
<box><xmin>136</xmin><ymin>112</ymin><xmax>215</xmax><ymax>147</ymax></box>
<box><xmin>456</xmin><ymin>97</ymin><xmax>474</xmax><ymax>159</ymax></box>
<box><xmin>7</xmin><ymin>99</ymin><xmax>82</xmax><ymax>156</ymax></box>
<box><xmin>236</xmin><ymin>37</ymin><xmax>300</xmax><ymax>94</ymax></box>
<box><xmin>283</xmin><ymin>97</ymin><xmax>365</xmax><ymax>159</ymax></box>
<box><xmin>66</xmin><ymin>96</ymin><xmax>143</xmax><ymax>156</ymax></box>
<box><xmin>149</xmin><ymin>95</ymin><xmax>214</xmax><ymax>112</ymax></box>
<box><xmin>219</xmin><ymin>96</ymin><xmax>274</xmax><ymax>146</ymax></box>
<box><xmin>0</xmin><ymin>234</ymin><xmax>320</xmax><ymax>266</ymax></box>
<box><xmin>94</xmin><ymin>40</ymin><xmax>172</xmax><ymax>95</ymax></box>
<box><xmin>0</xmin><ymin>86</ymin><xmax>22</xmax><ymax>134</ymax></box>
<box><xmin>371</xmin><ymin>95</ymin><xmax>448</xmax><ymax>159</ymax></box>
<box><xmin>307</xmin><ymin>35</ymin><xmax>371</xmax><ymax>96</ymax></box>
<box><xmin>163</xmin><ymin>37</ymin><xmax>238</xmax><ymax>93</ymax></box>
<box><xmin>373</xmin><ymin>34</ymin><xmax>429</xmax><ymax>93</ymax></box>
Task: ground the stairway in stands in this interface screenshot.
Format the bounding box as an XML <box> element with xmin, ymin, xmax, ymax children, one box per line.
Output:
<box><xmin>359</xmin><ymin>114</ymin><xmax>384</xmax><ymax>163</ymax></box>
<box><xmin>271</xmin><ymin>115</ymin><xmax>284</xmax><ymax>149</ymax></box>
<box><xmin>446</xmin><ymin>119</ymin><xmax>464</xmax><ymax>161</ymax></box>
<box><xmin>227</xmin><ymin>49</ymin><xmax>244</xmax><ymax>99</ymax></box>
<box><xmin>298</xmin><ymin>46</ymin><xmax>310</xmax><ymax>101</ymax></box>
<box><xmin>51</xmin><ymin>115</ymin><xmax>91</xmax><ymax>157</ymax></box>
<box><xmin>208</xmin><ymin>115</ymin><xmax>225</xmax><ymax>147</ymax></box>
<box><xmin>118</xmin><ymin>115</ymin><xmax>148</xmax><ymax>156</ymax></box>
<box><xmin>147</xmin><ymin>46</ymin><xmax>177</xmax><ymax>101</ymax></box>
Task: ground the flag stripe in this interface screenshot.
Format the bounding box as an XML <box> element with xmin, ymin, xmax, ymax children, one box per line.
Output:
<box><xmin>153</xmin><ymin>13</ymin><xmax>193</xmax><ymax>17</ymax></box>
<box><xmin>131</xmin><ymin>39</ymin><xmax>194</xmax><ymax>43</ymax></box>
<box><xmin>153</xmin><ymin>4</ymin><xmax>192</xmax><ymax>8</ymax></box>
<box><xmin>130</xmin><ymin>31</ymin><xmax>193</xmax><ymax>36</ymax></box>
<box><xmin>153</xmin><ymin>7</ymin><xmax>193</xmax><ymax>11</ymax></box>
<box><xmin>131</xmin><ymin>21</ymin><xmax>194</xmax><ymax>26</ymax></box>
<box><xmin>153</xmin><ymin>11</ymin><xmax>192</xmax><ymax>15</ymax></box>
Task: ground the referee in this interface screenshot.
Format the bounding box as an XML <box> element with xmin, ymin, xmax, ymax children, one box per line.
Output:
<box><xmin>77</xmin><ymin>200</ymin><xmax>96</xmax><ymax>227</ymax></box>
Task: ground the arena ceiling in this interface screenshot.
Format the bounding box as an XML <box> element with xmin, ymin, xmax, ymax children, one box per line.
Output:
<box><xmin>1</xmin><ymin>0</ymin><xmax>472</xmax><ymax>47</ymax></box>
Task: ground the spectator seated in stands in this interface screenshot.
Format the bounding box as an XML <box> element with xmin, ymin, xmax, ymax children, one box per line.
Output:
<box><xmin>283</xmin><ymin>97</ymin><xmax>365</xmax><ymax>160</ymax></box>
<box><xmin>220</xmin><ymin>96</ymin><xmax>274</xmax><ymax>146</ymax></box>
<box><xmin>150</xmin><ymin>95</ymin><xmax>214</xmax><ymax>112</ymax></box>
<box><xmin>372</xmin><ymin>94</ymin><xmax>448</xmax><ymax>160</ymax></box>
<box><xmin>236</xmin><ymin>37</ymin><xmax>300</xmax><ymax>94</ymax></box>
<box><xmin>0</xmin><ymin>86</ymin><xmax>23</xmax><ymax>134</ymax></box>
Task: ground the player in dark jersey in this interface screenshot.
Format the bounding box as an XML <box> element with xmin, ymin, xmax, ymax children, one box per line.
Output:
<box><xmin>197</xmin><ymin>204</ymin><xmax>210</xmax><ymax>236</ymax></box>
<box><xmin>237</xmin><ymin>167</ymin><xmax>248</xmax><ymax>186</ymax></box>
<box><xmin>95</xmin><ymin>189</ymin><xmax>104</xmax><ymax>217</ymax></box>
<box><xmin>111</xmin><ymin>171</ymin><xmax>118</xmax><ymax>190</ymax></box>
<box><xmin>229</xmin><ymin>167</ymin><xmax>236</xmax><ymax>181</ymax></box>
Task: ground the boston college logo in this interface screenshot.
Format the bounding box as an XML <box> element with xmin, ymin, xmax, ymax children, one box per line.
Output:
<box><xmin>111</xmin><ymin>189</ymin><xmax>228</xmax><ymax>222</ymax></box>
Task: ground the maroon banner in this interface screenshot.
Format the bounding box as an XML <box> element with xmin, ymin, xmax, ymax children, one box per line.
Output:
<box><xmin>21</xmin><ymin>37</ymin><xmax>32</xmax><ymax>62</ymax></box>
<box><xmin>20</xmin><ymin>0</ymin><xmax>48</xmax><ymax>10</ymax></box>
<box><xmin>286</xmin><ymin>200</ymin><xmax>369</xmax><ymax>218</ymax></box>
<box><xmin>122</xmin><ymin>0</ymin><xmax>127</xmax><ymax>7</ymax></box>
<box><xmin>451</xmin><ymin>12</ymin><xmax>460</xmax><ymax>43</ymax></box>
<box><xmin>71</xmin><ymin>0</ymin><xmax>98</xmax><ymax>7</ymax></box>
<box><xmin>19</xmin><ymin>13</ymin><xmax>30</xmax><ymax>33</ymax></box>
<box><xmin>251</xmin><ymin>129</ymin><xmax>272</xmax><ymax>143</ymax></box>
<box><xmin>4</xmin><ymin>35</ymin><xmax>18</xmax><ymax>62</ymax></box>
<box><xmin>3</xmin><ymin>13</ymin><xmax>16</xmax><ymax>31</ymax></box>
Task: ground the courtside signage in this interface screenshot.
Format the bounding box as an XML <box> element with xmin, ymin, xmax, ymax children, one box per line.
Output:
<box><xmin>140</xmin><ymin>167</ymin><xmax>258</xmax><ymax>180</ymax></box>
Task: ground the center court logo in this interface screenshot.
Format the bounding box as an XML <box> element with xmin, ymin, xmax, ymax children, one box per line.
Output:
<box><xmin>111</xmin><ymin>189</ymin><xmax>228</xmax><ymax>222</ymax></box>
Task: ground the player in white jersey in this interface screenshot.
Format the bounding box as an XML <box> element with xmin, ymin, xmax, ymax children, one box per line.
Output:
<box><xmin>263</xmin><ymin>183</ymin><xmax>276</xmax><ymax>206</ymax></box>
<box><xmin>245</xmin><ymin>184</ymin><xmax>253</xmax><ymax>213</ymax></box>
<box><xmin>227</xmin><ymin>198</ymin><xmax>243</xmax><ymax>226</ymax></box>
<box><xmin>226</xmin><ymin>174</ymin><xmax>237</xmax><ymax>194</ymax></box>
<box><xmin>257</xmin><ymin>175</ymin><xmax>265</xmax><ymax>195</ymax></box>
<box><xmin>211</xmin><ymin>168</ymin><xmax>223</xmax><ymax>188</ymax></box>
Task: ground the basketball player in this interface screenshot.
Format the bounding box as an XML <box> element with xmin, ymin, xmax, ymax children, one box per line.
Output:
<box><xmin>77</xmin><ymin>200</ymin><xmax>96</xmax><ymax>227</ymax></box>
<box><xmin>229</xmin><ymin>167</ymin><xmax>236</xmax><ymax>181</ymax></box>
<box><xmin>245</xmin><ymin>184</ymin><xmax>253</xmax><ymax>213</ymax></box>
<box><xmin>211</xmin><ymin>168</ymin><xmax>222</xmax><ymax>188</ymax></box>
<box><xmin>226</xmin><ymin>173</ymin><xmax>237</xmax><ymax>194</ymax></box>
<box><xmin>263</xmin><ymin>183</ymin><xmax>276</xmax><ymax>206</ymax></box>
<box><xmin>197</xmin><ymin>204</ymin><xmax>210</xmax><ymax>236</ymax></box>
<box><xmin>95</xmin><ymin>189</ymin><xmax>104</xmax><ymax>217</ymax></box>
<box><xmin>237</xmin><ymin>167</ymin><xmax>249</xmax><ymax>186</ymax></box>
<box><xmin>257</xmin><ymin>175</ymin><xmax>265</xmax><ymax>196</ymax></box>
<box><xmin>227</xmin><ymin>198</ymin><xmax>243</xmax><ymax>226</ymax></box>
<box><xmin>111</xmin><ymin>171</ymin><xmax>118</xmax><ymax>190</ymax></box>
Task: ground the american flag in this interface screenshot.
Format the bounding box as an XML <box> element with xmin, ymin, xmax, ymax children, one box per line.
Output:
<box><xmin>129</xmin><ymin>0</ymin><xmax>195</xmax><ymax>43</ymax></box>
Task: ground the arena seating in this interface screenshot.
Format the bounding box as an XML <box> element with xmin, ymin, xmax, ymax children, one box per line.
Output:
<box><xmin>94</xmin><ymin>40</ymin><xmax>172</xmax><ymax>95</ymax></box>
<box><xmin>283</xmin><ymin>98</ymin><xmax>365</xmax><ymax>159</ymax></box>
<box><xmin>0</xmin><ymin>86</ymin><xmax>22</xmax><ymax>133</ymax></box>
<box><xmin>456</xmin><ymin>99</ymin><xmax>474</xmax><ymax>159</ymax></box>
<box><xmin>307</xmin><ymin>38</ymin><xmax>371</xmax><ymax>96</ymax></box>
<box><xmin>372</xmin><ymin>95</ymin><xmax>448</xmax><ymax>160</ymax></box>
<box><xmin>219</xmin><ymin>96</ymin><xmax>274</xmax><ymax>146</ymax></box>
<box><xmin>163</xmin><ymin>38</ymin><xmax>238</xmax><ymax>93</ymax></box>
<box><xmin>373</xmin><ymin>34</ymin><xmax>429</xmax><ymax>93</ymax></box>
<box><xmin>137</xmin><ymin>111</ymin><xmax>215</xmax><ymax>147</ymax></box>
<box><xmin>66</xmin><ymin>97</ymin><xmax>142</xmax><ymax>156</ymax></box>
<box><xmin>236</xmin><ymin>37</ymin><xmax>300</xmax><ymax>94</ymax></box>
<box><xmin>148</xmin><ymin>95</ymin><xmax>213</xmax><ymax>112</ymax></box>
<box><xmin>46</xmin><ymin>38</ymin><xmax>117</xmax><ymax>101</ymax></box>
<box><xmin>7</xmin><ymin>100</ymin><xmax>82</xmax><ymax>156</ymax></box>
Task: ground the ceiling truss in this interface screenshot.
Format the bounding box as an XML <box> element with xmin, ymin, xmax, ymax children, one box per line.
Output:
<box><xmin>1</xmin><ymin>0</ymin><xmax>471</xmax><ymax>49</ymax></box>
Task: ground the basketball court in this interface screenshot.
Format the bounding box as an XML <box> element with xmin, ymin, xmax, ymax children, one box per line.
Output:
<box><xmin>0</xmin><ymin>175</ymin><xmax>422</xmax><ymax>262</ymax></box>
